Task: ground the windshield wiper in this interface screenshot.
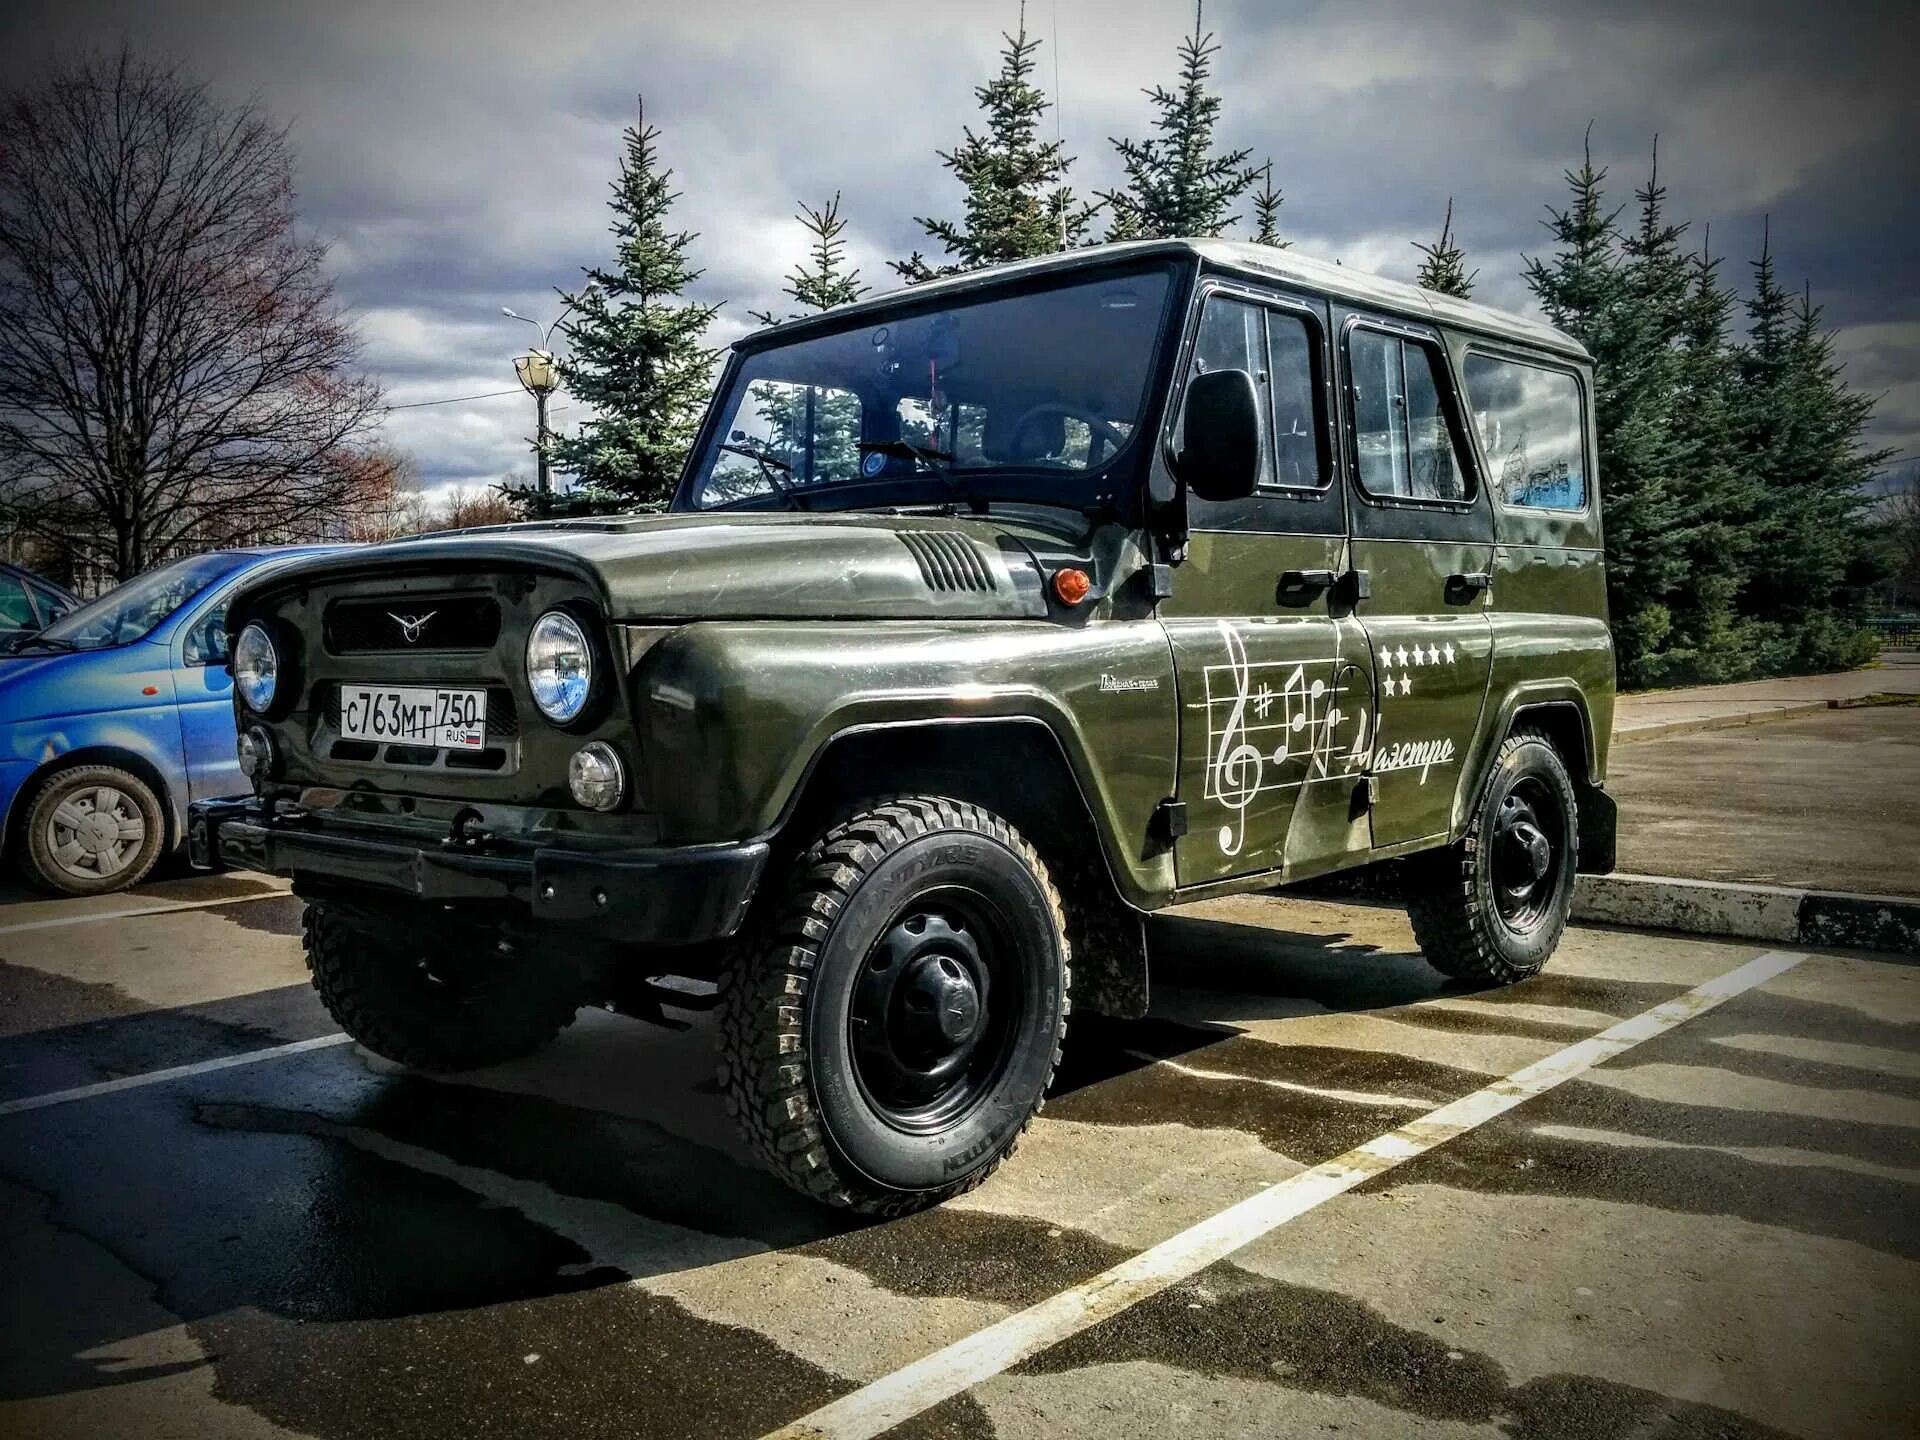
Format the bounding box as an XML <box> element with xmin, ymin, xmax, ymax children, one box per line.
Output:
<box><xmin>717</xmin><ymin>441</ymin><xmax>807</xmax><ymax>510</ymax></box>
<box><xmin>6</xmin><ymin>634</ymin><xmax>73</xmax><ymax>654</ymax></box>
<box><xmin>853</xmin><ymin>440</ymin><xmax>993</xmax><ymax>513</ymax></box>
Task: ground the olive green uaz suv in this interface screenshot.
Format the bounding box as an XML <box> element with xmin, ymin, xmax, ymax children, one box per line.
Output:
<box><xmin>193</xmin><ymin>239</ymin><xmax>1616</xmax><ymax>1213</ymax></box>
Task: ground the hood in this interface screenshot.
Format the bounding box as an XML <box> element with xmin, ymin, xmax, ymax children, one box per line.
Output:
<box><xmin>246</xmin><ymin>511</ymin><xmax>1072</xmax><ymax>623</ymax></box>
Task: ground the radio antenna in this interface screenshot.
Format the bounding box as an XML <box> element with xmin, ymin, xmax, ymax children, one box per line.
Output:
<box><xmin>1052</xmin><ymin>0</ymin><xmax>1066</xmax><ymax>249</ymax></box>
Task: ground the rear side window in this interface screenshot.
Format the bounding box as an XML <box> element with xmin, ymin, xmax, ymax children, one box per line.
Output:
<box><xmin>1462</xmin><ymin>354</ymin><xmax>1587</xmax><ymax>511</ymax></box>
<box><xmin>1349</xmin><ymin>329</ymin><xmax>1470</xmax><ymax>502</ymax></box>
<box><xmin>0</xmin><ymin>575</ymin><xmax>30</xmax><ymax>629</ymax></box>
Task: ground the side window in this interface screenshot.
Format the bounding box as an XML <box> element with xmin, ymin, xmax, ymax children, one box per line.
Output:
<box><xmin>182</xmin><ymin>600</ymin><xmax>230</xmax><ymax>666</ymax></box>
<box><xmin>0</xmin><ymin>575</ymin><xmax>31</xmax><ymax>630</ymax></box>
<box><xmin>1349</xmin><ymin>328</ymin><xmax>1471</xmax><ymax>502</ymax></box>
<box><xmin>30</xmin><ymin>584</ymin><xmax>71</xmax><ymax>624</ymax></box>
<box><xmin>1182</xmin><ymin>296</ymin><xmax>1271</xmax><ymax>488</ymax></box>
<box><xmin>1266</xmin><ymin>311</ymin><xmax>1324</xmax><ymax>490</ymax></box>
<box><xmin>1462</xmin><ymin>354</ymin><xmax>1587</xmax><ymax>511</ymax></box>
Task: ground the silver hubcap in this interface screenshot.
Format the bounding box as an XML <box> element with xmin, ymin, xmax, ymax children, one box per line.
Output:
<box><xmin>47</xmin><ymin>785</ymin><xmax>146</xmax><ymax>879</ymax></box>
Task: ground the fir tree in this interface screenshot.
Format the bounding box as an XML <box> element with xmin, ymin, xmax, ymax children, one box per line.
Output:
<box><xmin>546</xmin><ymin>100</ymin><xmax>719</xmax><ymax>509</ymax></box>
<box><xmin>1412</xmin><ymin>198</ymin><xmax>1476</xmax><ymax>298</ymax></box>
<box><xmin>1524</xmin><ymin>133</ymin><xmax>1686</xmax><ymax>683</ymax></box>
<box><xmin>1733</xmin><ymin>223</ymin><xmax>1889</xmax><ymax>667</ymax></box>
<box><xmin>893</xmin><ymin>4</ymin><xmax>1096</xmax><ymax>282</ymax></box>
<box><xmin>751</xmin><ymin>193</ymin><xmax>868</xmax><ymax>325</ymax></box>
<box><xmin>1099</xmin><ymin>1</ymin><xmax>1261</xmax><ymax>241</ymax></box>
<box><xmin>1248</xmin><ymin>161</ymin><xmax>1287</xmax><ymax>248</ymax></box>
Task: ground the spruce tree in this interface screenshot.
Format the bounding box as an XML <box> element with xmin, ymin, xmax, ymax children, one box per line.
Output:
<box><xmin>1248</xmin><ymin>161</ymin><xmax>1287</xmax><ymax>248</ymax></box>
<box><xmin>751</xmin><ymin>193</ymin><xmax>867</xmax><ymax>325</ymax></box>
<box><xmin>546</xmin><ymin>100</ymin><xmax>719</xmax><ymax>509</ymax></box>
<box><xmin>1099</xmin><ymin>1</ymin><xmax>1261</xmax><ymax>241</ymax></box>
<box><xmin>1733</xmin><ymin>226</ymin><xmax>1888</xmax><ymax>668</ymax></box>
<box><xmin>1412</xmin><ymin>198</ymin><xmax>1475</xmax><ymax>298</ymax></box>
<box><xmin>893</xmin><ymin>4</ymin><xmax>1096</xmax><ymax>282</ymax></box>
<box><xmin>1524</xmin><ymin>136</ymin><xmax>1683</xmax><ymax>683</ymax></box>
<box><xmin>1655</xmin><ymin>225</ymin><xmax>1758</xmax><ymax>681</ymax></box>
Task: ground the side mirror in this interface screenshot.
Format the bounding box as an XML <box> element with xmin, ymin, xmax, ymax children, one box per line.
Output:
<box><xmin>1175</xmin><ymin>369</ymin><xmax>1261</xmax><ymax>503</ymax></box>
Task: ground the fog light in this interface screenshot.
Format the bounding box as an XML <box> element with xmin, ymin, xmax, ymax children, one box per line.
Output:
<box><xmin>568</xmin><ymin>742</ymin><xmax>625</xmax><ymax>812</ymax></box>
<box><xmin>236</xmin><ymin>725</ymin><xmax>276</xmax><ymax>783</ymax></box>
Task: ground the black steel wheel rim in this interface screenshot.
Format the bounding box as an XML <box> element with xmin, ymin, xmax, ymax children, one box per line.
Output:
<box><xmin>1491</xmin><ymin>776</ymin><xmax>1564</xmax><ymax>935</ymax></box>
<box><xmin>848</xmin><ymin>885</ymin><xmax>1023</xmax><ymax>1134</ymax></box>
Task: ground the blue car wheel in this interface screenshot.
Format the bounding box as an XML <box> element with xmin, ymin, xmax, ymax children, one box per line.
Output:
<box><xmin>17</xmin><ymin>764</ymin><xmax>167</xmax><ymax>896</ymax></box>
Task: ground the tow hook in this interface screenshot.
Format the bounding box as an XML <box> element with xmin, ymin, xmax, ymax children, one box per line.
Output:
<box><xmin>442</xmin><ymin>808</ymin><xmax>494</xmax><ymax>850</ymax></box>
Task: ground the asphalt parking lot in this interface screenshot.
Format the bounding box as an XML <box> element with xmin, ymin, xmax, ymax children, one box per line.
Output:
<box><xmin>1</xmin><ymin>872</ymin><xmax>1914</xmax><ymax>1439</ymax></box>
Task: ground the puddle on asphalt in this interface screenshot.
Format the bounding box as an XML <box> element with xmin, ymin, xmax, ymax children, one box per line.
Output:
<box><xmin>1018</xmin><ymin>1259</ymin><xmax>1804</xmax><ymax>1439</ymax></box>
<box><xmin>211</xmin><ymin>894</ymin><xmax>305</xmax><ymax>937</ymax></box>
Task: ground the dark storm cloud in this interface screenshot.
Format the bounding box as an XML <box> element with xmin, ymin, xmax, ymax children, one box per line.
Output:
<box><xmin>2</xmin><ymin>0</ymin><xmax>1911</xmax><ymax>489</ymax></box>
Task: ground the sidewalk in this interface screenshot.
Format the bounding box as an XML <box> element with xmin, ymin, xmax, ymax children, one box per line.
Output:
<box><xmin>1613</xmin><ymin>651</ymin><xmax>1920</xmax><ymax>743</ymax></box>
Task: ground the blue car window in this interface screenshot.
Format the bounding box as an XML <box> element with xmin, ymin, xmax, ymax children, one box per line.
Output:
<box><xmin>0</xmin><ymin>575</ymin><xmax>31</xmax><ymax>630</ymax></box>
<box><xmin>24</xmin><ymin>553</ymin><xmax>246</xmax><ymax>652</ymax></box>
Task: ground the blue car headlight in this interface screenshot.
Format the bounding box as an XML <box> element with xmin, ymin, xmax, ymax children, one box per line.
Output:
<box><xmin>233</xmin><ymin>623</ymin><xmax>278</xmax><ymax>713</ymax></box>
<box><xmin>526</xmin><ymin>610</ymin><xmax>592</xmax><ymax>723</ymax></box>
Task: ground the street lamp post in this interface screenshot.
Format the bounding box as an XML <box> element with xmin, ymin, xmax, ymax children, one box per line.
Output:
<box><xmin>502</xmin><ymin>283</ymin><xmax>594</xmax><ymax>501</ymax></box>
<box><xmin>512</xmin><ymin>349</ymin><xmax>560</xmax><ymax>496</ymax></box>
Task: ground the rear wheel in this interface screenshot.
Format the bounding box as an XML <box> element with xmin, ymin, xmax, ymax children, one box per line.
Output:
<box><xmin>303</xmin><ymin>898</ymin><xmax>582</xmax><ymax>1071</ymax></box>
<box><xmin>16</xmin><ymin>764</ymin><xmax>166</xmax><ymax>896</ymax></box>
<box><xmin>1405</xmin><ymin>728</ymin><xmax>1578</xmax><ymax>985</ymax></box>
<box><xmin>718</xmin><ymin>797</ymin><xmax>1069</xmax><ymax>1215</ymax></box>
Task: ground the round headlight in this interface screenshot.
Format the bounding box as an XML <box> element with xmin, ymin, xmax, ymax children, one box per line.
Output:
<box><xmin>526</xmin><ymin>610</ymin><xmax>592</xmax><ymax>722</ymax></box>
<box><xmin>568</xmin><ymin>742</ymin><xmax>625</xmax><ymax>812</ymax></box>
<box><xmin>233</xmin><ymin>624</ymin><xmax>278</xmax><ymax>712</ymax></box>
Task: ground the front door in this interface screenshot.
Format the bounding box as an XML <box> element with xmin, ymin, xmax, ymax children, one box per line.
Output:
<box><xmin>1164</xmin><ymin>286</ymin><xmax>1371</xmax><ymax>886</ymax></box>
<box><xmin>1337</xmin><ymin>311</ymin><xmax>1496</xmax><ymax>850</ymax></box>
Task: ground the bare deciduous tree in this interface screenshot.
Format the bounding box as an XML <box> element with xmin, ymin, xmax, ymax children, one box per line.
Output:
<box><xmin>0</xmin><ymin>50</ymin><xmax>382</xmax><ymax>581</ymax></box>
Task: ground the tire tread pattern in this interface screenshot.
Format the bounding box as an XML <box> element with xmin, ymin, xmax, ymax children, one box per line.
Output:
<box><xmin>716</xmin><ymin>796</ymin><xmax>1070</xmax><ymax>1216</ymax></box>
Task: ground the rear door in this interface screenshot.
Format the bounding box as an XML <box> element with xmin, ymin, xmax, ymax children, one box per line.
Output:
<box><xmin>1164</xmin><ymin>283</ymin><xmax>1371</xmax><ymax>885</ymax></box>
<box><xmin>1337</xmin><ymin>310</ymin><xmax>1496</xmax><ymax>850</ymax></box>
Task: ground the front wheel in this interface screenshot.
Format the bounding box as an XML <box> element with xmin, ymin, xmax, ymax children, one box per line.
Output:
<box><xmin>16</xmin><ymin>764</ymin><xmax>167</xmax><ymax>896</ymax></box>
<box><xmin>1405</xmin><ymin>728</ymin><xmax>1579</xmax><ymax>985</ymax></box>
<box><xmin>718</xmin><ymin>797</ymin><xmax>1070</xmax><ymax>1215</ymax></box>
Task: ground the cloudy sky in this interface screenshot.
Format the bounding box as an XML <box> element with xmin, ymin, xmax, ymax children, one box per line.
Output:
<box><xmin>5</xmin><ymin>0</ymin><xmax>1914</xmax><ymax>499</ymax></box>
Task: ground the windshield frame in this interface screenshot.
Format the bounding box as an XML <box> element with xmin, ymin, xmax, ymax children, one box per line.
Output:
<box><xmin>674</xmin><ymin>255</ymin><xmax>1193</xmax><ymax>521</ymax></box>
<box><xmin>19</xmin><ymin>551</ymin><xmax>254</xmax><ymax>654</ymax></box>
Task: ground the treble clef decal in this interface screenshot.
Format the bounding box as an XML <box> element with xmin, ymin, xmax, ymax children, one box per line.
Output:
<box><xmin>1210</xmin><ymin>620</ymin><xmax>1265</xmax><ymax>856</ymax></box>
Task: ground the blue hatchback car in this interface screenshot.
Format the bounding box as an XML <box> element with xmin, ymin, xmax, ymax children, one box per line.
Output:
<box><xmin>0</xmin><ymin>546</ymin><xmax>341</xmax><ymax>895</ymax></box>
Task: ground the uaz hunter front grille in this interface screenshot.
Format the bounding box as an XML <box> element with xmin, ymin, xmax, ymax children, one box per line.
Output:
<box><xmin>323</xmin><ymin>595</ymin><xmax>501</xmax><ymax>653</ymax></box>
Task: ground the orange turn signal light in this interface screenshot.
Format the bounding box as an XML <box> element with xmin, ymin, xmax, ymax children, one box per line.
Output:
<box><xmin>1052</xmin><ymin>567</ymin><xmax>1092</xmax><ymax>606</ymax></box>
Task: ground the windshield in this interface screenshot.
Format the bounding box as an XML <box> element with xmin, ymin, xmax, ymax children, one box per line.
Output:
<box><xmin>22</xmin><ymin>552</ymin><xmax>249</xmax><ymax>653</ymax></box>
<box><xmin>682</xmin><ymin>265</ymin><xmax>1175</xmax><ymax>512</ymax></box>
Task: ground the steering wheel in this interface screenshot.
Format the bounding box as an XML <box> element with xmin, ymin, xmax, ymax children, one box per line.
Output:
<box><xmin>1006</xmin><ymin>402</ymin><xmax>1128</xmax><ymax>459</ymax></box>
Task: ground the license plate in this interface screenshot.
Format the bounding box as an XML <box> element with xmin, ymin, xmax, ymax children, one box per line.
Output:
<box><xmin>339</xmin><ymin>685</ymin><xmax>487</xmax><ymax>750</ymax></box>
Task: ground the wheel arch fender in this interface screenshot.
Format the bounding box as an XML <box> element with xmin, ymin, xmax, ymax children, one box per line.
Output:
<box><xmin>773</xmin><ymin>716</ymin><xmax>1154</xmax><ymax>1019</ymax></box>
<box><xmin>6</xmin><ymin>744</ymin><xmax>178</xmax><ymax>856</ymax></box>
<box><xmin>1452</xmin><ymin>684</ymin><xmax>1614</xmax><ymax>875</ymax></box>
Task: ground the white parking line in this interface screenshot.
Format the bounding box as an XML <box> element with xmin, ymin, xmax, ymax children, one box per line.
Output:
<box><xmin>0</xmin><ymin>889</ymin><xmax>292</xmax><ymax>936</ymax></box>
<box><xmin>763</xmin><ymin>948</ymin><xmax>1809</xmax><ymax>1440</ymax></box>
<box><xmin>0</xmin><ymin>1033</ymin><xmax>351</xmax><ymax>1117</ymax></box>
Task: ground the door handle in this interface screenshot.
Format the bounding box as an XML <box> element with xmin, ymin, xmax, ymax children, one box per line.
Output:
<box><xmin>1447</xmin><ymin>570</ymin><xmax>1492</xmax><ymax>594</ymax></box>
<box><xmin>1277</xmin><ymin>568</ymin><xmax>1338</xmax><ymax>593</ymax></box>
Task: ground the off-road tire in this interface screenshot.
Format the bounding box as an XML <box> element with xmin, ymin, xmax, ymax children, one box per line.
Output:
<box><xmin>304</xmin><ymin>898</ymin><xmax>580</xmax><ymax>1071</ymax></box>
<box><xmin>718</xmin><ymin>796</ymin><xmax>1070</xmax><ymax>1215</ymax></box>
<box><xmin>16</xmin><ymin>764</ymin><xmax>167</xmax><ymax>896</ymax></box>
<box><xmin>1405</xmin><ymin>727</ymin><xmax>1579</xmax><ymax>985</ymax></box>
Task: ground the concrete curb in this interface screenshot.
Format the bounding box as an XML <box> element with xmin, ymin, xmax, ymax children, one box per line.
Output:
<box><xmin>1573</xmin><ymin>873</ymin><xmax>1920</xmax><ymax>956</ymax></box>
<box><xmin>1612</xmin><ymin>701</ymin><xmax>1831</xmax><ymax>745</ymax></box>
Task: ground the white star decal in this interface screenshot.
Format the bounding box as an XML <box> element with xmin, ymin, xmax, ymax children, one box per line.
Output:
<box><xmin>1399</xmin><ymin>673</ymin><xmax>1413</xmax><ymax>697</ymax></box>
<box><xmin>1410</xmin><ymin>645</ymin><xmax>1424</xmax><ymax>666</ymax></box>
<box><xmin>1429</xmin><ymin>644</ymin><xmax>1443</xmax><ymax>665</ymax></box>
<box><xmin>1393</xmin><ymin>645</ymin><xmax>1410</xmax><ymax>668</ymax></box>
<box><xmin>1442</xmin><ymin>642</ymin><xmax>1456</xmax><ymax>664</ymax></box>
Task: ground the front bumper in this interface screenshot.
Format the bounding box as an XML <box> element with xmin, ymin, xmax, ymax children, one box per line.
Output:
<box><xmin>188</xmin><ymin>797</ymin><xmax>767</xmax><ymax>945</ymax></box>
